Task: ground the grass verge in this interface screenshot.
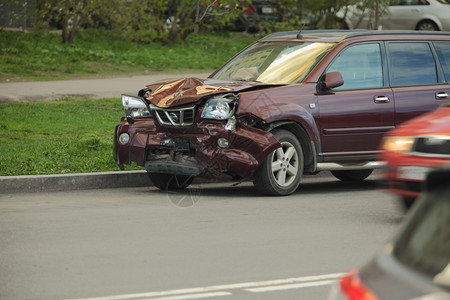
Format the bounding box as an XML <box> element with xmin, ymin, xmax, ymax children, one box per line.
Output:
<box><xmin>0</xmin><ymin>97</ymin><xmax>140</xmax><ymax>176</ymax></box>
<box><xmin>0</xmin><ymin>29</ymin><xmax>258</xmax><ymax>81</ymax></box>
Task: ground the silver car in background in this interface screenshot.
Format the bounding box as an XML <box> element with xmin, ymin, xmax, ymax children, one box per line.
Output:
<box><xmin>341</xmin><ymin>0</ymin><xmax>450</xmax><ymax>31</ymax></box>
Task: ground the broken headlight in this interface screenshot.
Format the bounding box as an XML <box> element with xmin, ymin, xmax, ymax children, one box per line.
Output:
<box><xmin>122</xmin><ymin>94</ymin><xmax>150</xmax><ymax>118</ymax></box>
<box><xmin>201</xmin><ymin>94</ymin><xmax>237</xmax><ymax>120</ymax></box>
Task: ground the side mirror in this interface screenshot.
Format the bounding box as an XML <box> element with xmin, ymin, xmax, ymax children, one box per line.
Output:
<box><xmin>319</xmin><ymin>72</ymin><xmax>344</xmax><ymax>91</ymax></box>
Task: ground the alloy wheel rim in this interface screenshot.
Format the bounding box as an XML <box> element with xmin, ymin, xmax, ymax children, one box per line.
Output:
<box><xmin>270</xmin><ymin>141</ymin><xmax>299</xmax><ymax>187</ymax></box>
<box><xmin>419</xmin><ymin>23</ymin><xmax>435</xmax><ymax>31</ymax></box>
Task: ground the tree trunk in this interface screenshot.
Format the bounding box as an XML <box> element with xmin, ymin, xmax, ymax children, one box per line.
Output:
<box><xmin>375</xmin><ymin>0</ymin><xmax>380</xmax><ymax>29</ymax></box>
<box><xmin>60</xmin><ymin>0</ymin><xmax>88</xmax><ymax>43</ymax></box>
<box><xmin>194</xmin><ymin>0</ymin><xmax>200</xmax><ymax>33</ymax></box>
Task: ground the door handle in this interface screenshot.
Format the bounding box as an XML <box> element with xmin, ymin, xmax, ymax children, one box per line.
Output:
<box><xmin>436</xmin><ymin>92</ymin><xmax>448</xmax><ymax>99</ymax></box>
<box><xmin>374</xmin><ymin>96</ymin><xmax>390</xmax><ymax>103</ymax></box>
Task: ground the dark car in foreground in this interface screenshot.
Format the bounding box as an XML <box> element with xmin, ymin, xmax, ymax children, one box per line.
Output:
<box><xmin>379</xmin><ymin>100</ymin><xmax>450</xmax><ymax>209</ymax></box>
<box><xmin>327</xmin><ymin>168</ymin><xmax>450</xmax><ymax>300</ymax></box>
<box><xmin>114</xmin><ymin>30</ymin><xmax>450</xmax><ymax>195</ymax></box>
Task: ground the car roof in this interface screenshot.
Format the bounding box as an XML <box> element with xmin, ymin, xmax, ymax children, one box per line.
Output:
<box><xmin>261</xmin><ymin>30</ymin><xmax>450</xmax><ymax>43</ymax></box>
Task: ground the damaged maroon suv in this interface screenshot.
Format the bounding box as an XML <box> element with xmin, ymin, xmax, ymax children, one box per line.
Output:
<box><xmin>114</xmin><ymin>30</ymin><xmax>450</xmax><ymax>196</ymax></box>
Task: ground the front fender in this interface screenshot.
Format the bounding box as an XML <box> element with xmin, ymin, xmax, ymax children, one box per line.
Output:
<box><xmin>237</xmin><ymin>98</ymin><xmax>321</xmax><ymax>154</ymax></box>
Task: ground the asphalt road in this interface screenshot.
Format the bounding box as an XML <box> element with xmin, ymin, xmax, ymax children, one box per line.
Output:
<box><xmin>0</xmin><ymin>174</ymin><xmax>405</xmax><ymax>300</ymax></box>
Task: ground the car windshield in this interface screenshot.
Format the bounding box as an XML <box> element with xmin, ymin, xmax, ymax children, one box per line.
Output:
<box><xmin>393</xmin><ymin>188</ymin><xmax>450</xmax><ymax>289</ymax></box>
<box><xmin>211</xmin><ymin>41</ymin><xmax>334</xmax><ymax>84</ymax></box>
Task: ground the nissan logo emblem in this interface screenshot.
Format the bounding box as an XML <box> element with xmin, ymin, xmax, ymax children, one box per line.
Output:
<box><xmin>170</xmin><ymin>112</ymin><xmax>179</xmax><ymax>122</ymax></box>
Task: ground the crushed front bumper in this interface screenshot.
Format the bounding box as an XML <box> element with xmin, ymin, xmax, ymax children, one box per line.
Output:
<box><xmin>113</xmin><ymin>118</ymin><xmax>280</xmax><ymax>179</ymax></box>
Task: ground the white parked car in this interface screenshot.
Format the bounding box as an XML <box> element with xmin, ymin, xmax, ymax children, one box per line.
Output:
<box><xmin>340</xmin><ymin>0</ymin><xmax>450</xmax><ymax>31</ymax></box>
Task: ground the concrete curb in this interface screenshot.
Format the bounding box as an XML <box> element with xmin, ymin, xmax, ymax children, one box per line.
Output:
<box><xmin>0</xmin><ymin>170</ymin><xmax>151</xmax><ymax>194</ymax></box>
<box><xmin>0</xmin><ymin>171</ymin><xmax>334</xmax><ymax>194</ymax></box>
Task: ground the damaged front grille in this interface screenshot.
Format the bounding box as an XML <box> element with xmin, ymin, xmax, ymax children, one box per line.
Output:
<box><xmin>151</xmin><ymin>105</ymin><xmax>195</xmax><ymax>126</ymax></box>
<box><xmin>413</xmin><ymin>136</ymin><xmax>450</xmax><ymax>157</ymax></box>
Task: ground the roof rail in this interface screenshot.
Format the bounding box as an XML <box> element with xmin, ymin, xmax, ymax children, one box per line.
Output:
<box><xmin>262</xmin><ymin>30</ymin><xmax>354</xmax><ymax>40</ymax></box>
<box><xmin>262</xmin><ymin>29</ymin><xmax>450</xmax><ymax>41</ymax></box>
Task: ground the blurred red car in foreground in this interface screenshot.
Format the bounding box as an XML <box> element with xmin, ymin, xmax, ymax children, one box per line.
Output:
<box><xmin>328</xmin><ymin>168</ymin><xmax>450</xmax><ymax>300</ymax></box>
<box><xmin>379</xmin><ymin>100</ymin><xmax>450</xmax><ymax>209</ymax></box>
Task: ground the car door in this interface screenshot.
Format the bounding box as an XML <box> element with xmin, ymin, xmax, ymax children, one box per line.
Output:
<box><xmin>387</xmin><ymin>41</ymin><xmax>449</xmax><ymax>125</ymax></box>
<box><xmin>317</xmin><ymin>42</ymin><xmax>395</xmax><ymax>159</ymax></box>
<box><xmin>381</xmin><ymin>0</ymin><xmax>428</xmax><ymax>30</ymax></box>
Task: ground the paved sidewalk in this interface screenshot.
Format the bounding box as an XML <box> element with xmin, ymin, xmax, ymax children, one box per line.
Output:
<box><xmin>0</xmin><ymin>72</ymin><xmax>211</xmax><ymax>102</ymax></box>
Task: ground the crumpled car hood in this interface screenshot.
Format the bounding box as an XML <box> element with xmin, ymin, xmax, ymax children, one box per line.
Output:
<box><xmin>144</xmin><ymin>77</ymin><xmax>275</xmax><ymax>108</ymax></box>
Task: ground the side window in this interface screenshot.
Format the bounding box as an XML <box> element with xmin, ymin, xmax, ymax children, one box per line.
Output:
<box><xmin>327</xmin><ymin>43</ymin><xmax>383</xmax><ymax>90</ymax></box>
<box><xmin>388</xmin><ymin>42</ymin><xmax>438</xmax><ymax>86</ymax></box>
<box><xmin>391</xmin><ymin>0</ymin><xmax>429</xmax><ymax>5</ymax></box>
<box><xmin>433</xmin><ymin>42</ymin><xmax>450</xmax><ymax>82</ymax></box>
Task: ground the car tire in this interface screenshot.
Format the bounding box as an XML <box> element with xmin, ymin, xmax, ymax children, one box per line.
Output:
<box><xmin>416</xmin><ymin>20</ymin><xmax>438</xmax><ymax>31</ymax></box>
<box><xmin>148</xmin><ymin>172</ymin><xmax>193</xmax><ymax>191</ymax></box>
<box><xmin>331</xmin><ymin>169</ymin><xmax>373</xmax><ymax>181</ymax></box>
<box><xmin>253</xmin><ymin>129</ymin><xmax>304</xmax><ymax>196</ymax></box>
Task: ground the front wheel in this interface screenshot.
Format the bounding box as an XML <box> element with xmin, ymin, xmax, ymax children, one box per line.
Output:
<box><xmin>253</xmin><ymin>129</ymin><xmax>304</xmax><ymax>196</ymax></box>
<box><xmin>331</xmin><ymin>169</ymin><xmax>373</xmax><ymax>181</ymax></box>
<box><xmin>417</xmin><ymin>20</ymin><xmax>438</xmax><ymax>31</ymax></box>
<box><xmin>148</xmin><ymin>172</ymin><xmax>193</xmax><ymax>191</ymax></box>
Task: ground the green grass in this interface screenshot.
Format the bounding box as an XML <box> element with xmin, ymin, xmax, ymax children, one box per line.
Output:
<box><xmin>0</xmin><ymin>97</ymin><xmax>140</xmax><ymax>176</ymax></box>
<box><xmin>0</xmin><ymin>29</ymin><xmax>258</xmax><ymax>81</ymax></box>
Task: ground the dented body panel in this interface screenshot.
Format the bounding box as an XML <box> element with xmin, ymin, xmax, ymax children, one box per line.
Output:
<box><xmin>144</xmin><ymin>77</ymin><xmax>278</xmax><ymax>107</ymax></box>
<box><xmin>114</xmin><ymin>114</ymin><xmax>281</xmax><ymax>179</ymax></box>
<box><xmin>238</xmin><ymin>84</ymin><xmax>322</xmax><ymax>154</ymax></box>
<box><xmin>114</xmin><ymin>78</ymin><xmax>283</xmax><ymax>179</ymax></box>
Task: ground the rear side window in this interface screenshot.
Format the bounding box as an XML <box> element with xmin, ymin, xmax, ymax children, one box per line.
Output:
<box><xmin>327</xmin><ymin>43</ymin><xmax>383</xmax><ymax>90</ymax></box>
<box><xmin>388</xmin><ymin>42</ymin><xmax>438</xmax><ymax>86</ymax></box>
<box><xmin>434</xmin><ymin>42</ymin><xmax>450</xmax><ymax>82</ymax></box>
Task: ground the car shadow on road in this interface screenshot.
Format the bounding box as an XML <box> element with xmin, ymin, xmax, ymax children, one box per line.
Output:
<box><xmin>148</xmin><ymin>176</ymin><xmax>381</xmax><ymax>199</ymax></box>
<box><xmin>145</xmin><ymin>176</ymin><xmax>405</xmax><ymax>223</ymax></box>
